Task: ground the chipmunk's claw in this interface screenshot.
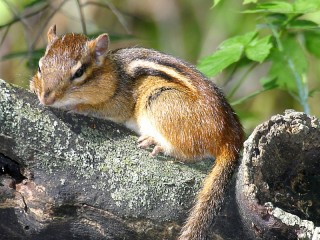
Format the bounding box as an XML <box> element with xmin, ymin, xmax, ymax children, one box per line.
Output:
<box><xmin>137</xmin><ymin>135</ymin><xmax>164</xmax><ymax>156</ymax></box>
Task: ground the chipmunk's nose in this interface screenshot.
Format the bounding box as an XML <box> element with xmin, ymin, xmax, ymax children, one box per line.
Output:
<box><xmin>41</xmin><ymin>90</ymin><xmax>56</xmax><ymax>105</ymax></box>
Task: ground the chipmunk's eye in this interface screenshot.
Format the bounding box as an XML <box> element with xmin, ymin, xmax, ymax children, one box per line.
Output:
<box><xmin>71</xmin><ymin>64</ymin><xmax>86</xmax><ymax>80</ymax></box>
<box><xmin>38</xmin><ymin>66</ymin><xmax>41</xmax><ymax>73</ymax></box>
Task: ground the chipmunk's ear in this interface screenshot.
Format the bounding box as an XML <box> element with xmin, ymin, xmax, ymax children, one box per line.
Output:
<box><xmin>88</xmin><ymin>34</ymin><xmax>109</xmax><ymax>62</ymax></box>
<box><xmin>47</xmin><ymin>25</ymin><xmax>58</xmax><ymax>44</ymax></box>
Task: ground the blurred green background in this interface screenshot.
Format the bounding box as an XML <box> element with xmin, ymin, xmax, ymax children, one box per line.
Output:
<box><xmin>0</xmin><ymin>0</ymin><xmax>319</xmax><ymax>133</ymax></box>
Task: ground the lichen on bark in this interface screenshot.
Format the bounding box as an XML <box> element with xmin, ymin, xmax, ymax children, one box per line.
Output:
<box><xmin>0</xmin><ymin>79</ymin><xmax>213</xmax><ymax>239</ymax></box>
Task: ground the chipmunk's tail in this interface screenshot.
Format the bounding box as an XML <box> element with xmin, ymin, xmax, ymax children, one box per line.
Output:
<box><xmin>179</xmin><ymin>149</ymin><xmax>239</xmax><ymax>240</ymax></box>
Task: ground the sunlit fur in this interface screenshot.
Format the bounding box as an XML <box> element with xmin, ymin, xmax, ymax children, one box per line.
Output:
<box><xmin>31</xmin><ymin>26</ymin><xmax>244</xmax><ymax>240</ymax></box>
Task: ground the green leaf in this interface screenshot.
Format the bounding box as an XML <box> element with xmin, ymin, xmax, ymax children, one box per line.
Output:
<box><xmin>263</xmin><ymin>13</ymin><xmax>288</xmax><ymax>28</ymax></box>
<box><xmin>293</xmin><ymin>0</ymin><xmax>320</xmax><ymax>13</ymax></box>
<box><xmin>197</xmin><ymin>32</ymin><xmax>258</xmax><ymax>77</ymax></box>
<box><xmin>305</xmin><ymin>31</ymin><xmax>320</xmax><ymax>58</ymax></box>
<box><xmin>257</xmin><ymin>2</ymin><xmax>293</xmax><ymax>13</ymax></box>
<box><xmin>220</xmin><ymin>31</ymin><xmax>257</xmax><ymax>48</ymax></box>
<box><xmin>244</xmin><ymin>1</ymin><xmax>294</xmax><ymax>13</ymax></box>
<box><xmin>288</xmin><ymin>19</ymin><xmax>319</xmax><ymax>29</ymax></box>
<box><xmin>245</xmin><ymin>0</ymin><xmax>320</xmax><ymax>14</ymax></box>
<box><xmin>198</xmin><ymin>44</ymin><xmax>243</xmax><ymax>77</ymax></box>
<box><xmin>267</xmin><ymin>37</ymin><xmax>308</xmax><ymax>91</ymax></box>
<box><xmin>265</xmin><ymin>13</ymin><xmax>288</xmax><ymax>22</ymax></box>
<box><xmin>245</xmin><ymin>35</ymin><xmax>272</xmax><ymax>62</ymax></box>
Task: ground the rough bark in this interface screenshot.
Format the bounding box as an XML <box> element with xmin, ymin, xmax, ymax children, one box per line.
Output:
<box><xmin>0</xmin><ymin>79</ymin><xmax>204</xmax><ymax>239</ymax></box>
<box><xmin>236</xmin><ymin>110</ymin><xmax>320</xmax><ymax>240</ymax></box>
<box><xmin>1</xmin><ymin>79</ymin><xmax>319</xmax><ymax>240</ymax></box>
<box><xmin>0</xmin><ymin>79</ymin><xmax>246</xmax><ymax>240</ymax></box>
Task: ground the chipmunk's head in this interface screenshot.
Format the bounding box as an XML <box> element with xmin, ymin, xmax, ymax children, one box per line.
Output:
<box><xmin>30</xmin><ymin>25</ymin><xmax>110</xmax><ymax>109</ymax></box>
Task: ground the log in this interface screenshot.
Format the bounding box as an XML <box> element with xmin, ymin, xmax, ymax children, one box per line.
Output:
<box><xmin>0</xmin><ymin>79</ymin><xmax>246</xmax><ymax>240</ymax></box>
<box><xmin>2</xmin><ymin>78</ymin><xmax>319</xmax><ymax>240</ymax></box>
<box><xmin>237</xmin><ymin>110</ymin><xmax>320</xmax><ymax>240</ymax></box>
<box><xmin>0</xmin><ymin>79</ymin><xmax>204</xmax><ymax>239</ymax></box>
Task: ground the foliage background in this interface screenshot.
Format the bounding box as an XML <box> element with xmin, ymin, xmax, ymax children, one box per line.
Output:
<box><xmin>0</xmin><ymin>0</ymin><xmax>319</xmax><ymax>132</ymax></box>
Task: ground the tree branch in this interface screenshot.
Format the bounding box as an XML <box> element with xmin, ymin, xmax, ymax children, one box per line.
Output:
<box><xmin>2</xmin><ymin>79</ymin><xmax>317</xmax><ymax>239</ymax></box>
<box><xmin>0</xmin><ymin>79</ymin><xmax>210</xmax><ymax>239</ymax></box>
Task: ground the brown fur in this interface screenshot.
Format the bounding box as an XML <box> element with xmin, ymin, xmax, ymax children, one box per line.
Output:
<box><xmin>31</xmin><ymin>25</ymin><xmax>244</xmax><ymax>240</ymax></box>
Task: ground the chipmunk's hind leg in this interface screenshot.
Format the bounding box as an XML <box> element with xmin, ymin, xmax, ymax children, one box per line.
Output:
<box><xmin>137</xmin><ymin>85</ymin><xmax>201</xmax><ymax>160</ymax></box>
<box><xmin>135</xmin><ymin>85</ymin><xmax>183</xmax><ymax>158</ymax></box>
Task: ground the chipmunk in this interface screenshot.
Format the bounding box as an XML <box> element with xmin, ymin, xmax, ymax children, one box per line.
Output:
<box><xmin>30</xmin><ymin>25</ymin><xmax>244</xmax><ymax>240</ymax></box>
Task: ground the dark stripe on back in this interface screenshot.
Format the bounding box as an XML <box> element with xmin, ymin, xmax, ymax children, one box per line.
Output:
<box><xmin>132</xmin><ymin>67</ymin><xmax>173</xmax><ymax>81</ymax></box>
<box><xmin>147</xmin><ymin>87</ymin><xmax>175</xmax><ymax>108</ymax></box>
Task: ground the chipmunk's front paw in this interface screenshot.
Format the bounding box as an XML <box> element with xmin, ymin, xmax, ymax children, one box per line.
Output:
<box><xmin>137</xmin><ymin>135</ymin><xmax>164</xmax><ymax>157</ymax></box>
